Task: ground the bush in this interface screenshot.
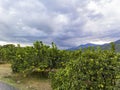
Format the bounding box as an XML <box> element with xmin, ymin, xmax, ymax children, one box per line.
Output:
<box><xmin>11</xmin><ymin>41</ymin><xmax>68</xmax><ymax>77</ymax></box>
<box><xmin>50</xmin><ymin>49</ymin><xmax>120</xmax><ymax>90</ymax></box>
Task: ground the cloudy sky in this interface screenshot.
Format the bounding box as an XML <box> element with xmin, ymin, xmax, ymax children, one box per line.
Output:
<box><xmin>0</xmin><ymin>0</ymin><xmax>120</xmax><ymax>49</ymax></box>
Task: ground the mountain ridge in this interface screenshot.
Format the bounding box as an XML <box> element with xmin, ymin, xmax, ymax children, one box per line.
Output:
<box><xmin>68</xmin><ymin>43</ymin><xmax>98</xmax><ymax>50</ymax></box>
<box><xmin>68</xmin><ymin>39</ymin><xmax>120</xmax><ymax>52</ymax></box>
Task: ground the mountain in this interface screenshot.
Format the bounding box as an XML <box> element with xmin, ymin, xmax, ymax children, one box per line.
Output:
<box><xmin>68</xmin><ymin>39</ymin><xmax>120</xmax><ymax>52</ymax></box>
<box><xmin>68</xmin><ymin>43</ymin><xmax>98</xmax><ymax>50</ymax></box>
<box><xmin>100</xmin><ymin>39</ymin><xmax>120</xmax><ymax>52</ymax></box>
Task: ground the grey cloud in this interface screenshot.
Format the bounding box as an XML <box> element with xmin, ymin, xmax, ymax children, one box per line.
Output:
<box><xmin>0</xmin><ymin>0</ymin><xmax>120</xmax><ymax>49</ymax></box>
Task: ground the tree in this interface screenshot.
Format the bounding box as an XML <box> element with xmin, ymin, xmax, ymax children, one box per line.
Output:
<box><xmin>110</xmin><ymin>42</ymin><xmax>115</xmax><ymax>52</ymax></box>
<box><xmin>50</xmin><ymin>48</ymin><xmax>120</xmax><ymax>90</ymax></box>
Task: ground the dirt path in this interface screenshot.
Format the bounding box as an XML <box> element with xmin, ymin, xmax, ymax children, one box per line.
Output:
<box><xmin>0</xmin><ymin>64</ymin><xmax>12</xmax><ymax>77</ymax></box>
<box><xmin>0</xmin><ymin>82</ymin><xmax>17</xmax><ymax>90</ymax></box>
<box><xmin>0</xmin><ymin>64</ymin><xmax>52</xmax><ymax>90</ymax></box>
<box><xmin>0</xmin><ymin>64</ymin><xmax>18</xmax><ymax>90</ymax></box>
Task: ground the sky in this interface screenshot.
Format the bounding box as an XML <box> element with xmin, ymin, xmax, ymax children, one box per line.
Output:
<box><xmin>0</xmin><ymin>0</ymin><xmax>120</xmax><ymax>49</ymax></box>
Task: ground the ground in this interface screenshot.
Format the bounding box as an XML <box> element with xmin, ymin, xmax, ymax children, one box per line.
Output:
<box><xmin>0</xmin><ymin>64</ymin><xmax>52</xmax><ymax>90</ymax></box>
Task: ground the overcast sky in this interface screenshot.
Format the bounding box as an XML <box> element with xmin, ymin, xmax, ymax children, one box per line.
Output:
<box><xmin>0</xmin><ymin>0</ymin><xmax>120</xmax><ymax>49</ymax></box>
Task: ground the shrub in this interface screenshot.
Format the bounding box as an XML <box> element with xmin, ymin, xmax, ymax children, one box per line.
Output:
<box><xmin>50</xmin><ymin>49</ymin><xmax>120</xmax><ymax>90</ymax></box>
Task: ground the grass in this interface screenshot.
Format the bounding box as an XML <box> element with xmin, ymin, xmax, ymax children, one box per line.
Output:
<box><xmin>0</xmin><ymin>64</ymin><xmax>52</xmax><ymax>90</ymax></box>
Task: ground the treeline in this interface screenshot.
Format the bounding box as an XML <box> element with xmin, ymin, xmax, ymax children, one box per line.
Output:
<box><xmin>12</xmin><ymin>41</ymin><xmax>71</xmax><ymax>76</ymax></box>
<box><xmin>0</xmin><ymin>41</ymin><xmax>120</xmax><ymax>89</ymax></box>
<box><xmin>51</xmin><ymin>47</ymin><xmax>120</xmax><ymax>90</ymax></box>
<box><xmin>0</xmin><ymin>44</ymin><xmax>16</xmax><ymax>63</ymax></box>
<box><xmin>0</xmin><ymin>41</ymin><xmax>70</xmax><ymax>76</ymax></box>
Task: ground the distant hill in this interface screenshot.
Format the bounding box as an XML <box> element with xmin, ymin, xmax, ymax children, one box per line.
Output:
<box><xmin>68</xmin><ymin>39</ymin><xmax>120</xmax><ymax>52</ymax></box>
<box><xmin>100</xmin><ymin>39</ymin><xmax>120</xmax><ymax>52</ymax></box>
<box><xmin>68</xmin><ymin>43</ymin><xmax>98</xmax><ymax>50</ymax></box>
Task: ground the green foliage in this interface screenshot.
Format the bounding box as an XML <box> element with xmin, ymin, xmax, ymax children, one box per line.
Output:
<box><xmin>50</xmin><ymin>48</ymin><xmax>120</xmax><ymax>90</ymax></box>
<box><xmin>0</xmin><ymin>41</ymin><xmax>120</xmax><ymax>89</ymax></box>
<box><xmin>11</xmin><ymin>41</ymin><xmax>69</xmax><ymax>77</ymax></box>
<box><xmin>0</xmin><ymin>44</ymin><xmax>16</xmax><ymax>63</ymax></box>
<box><xmin>110</xmin><ymin>42</ymin><xmax>115</xmax><ymax>52</ymax></box>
